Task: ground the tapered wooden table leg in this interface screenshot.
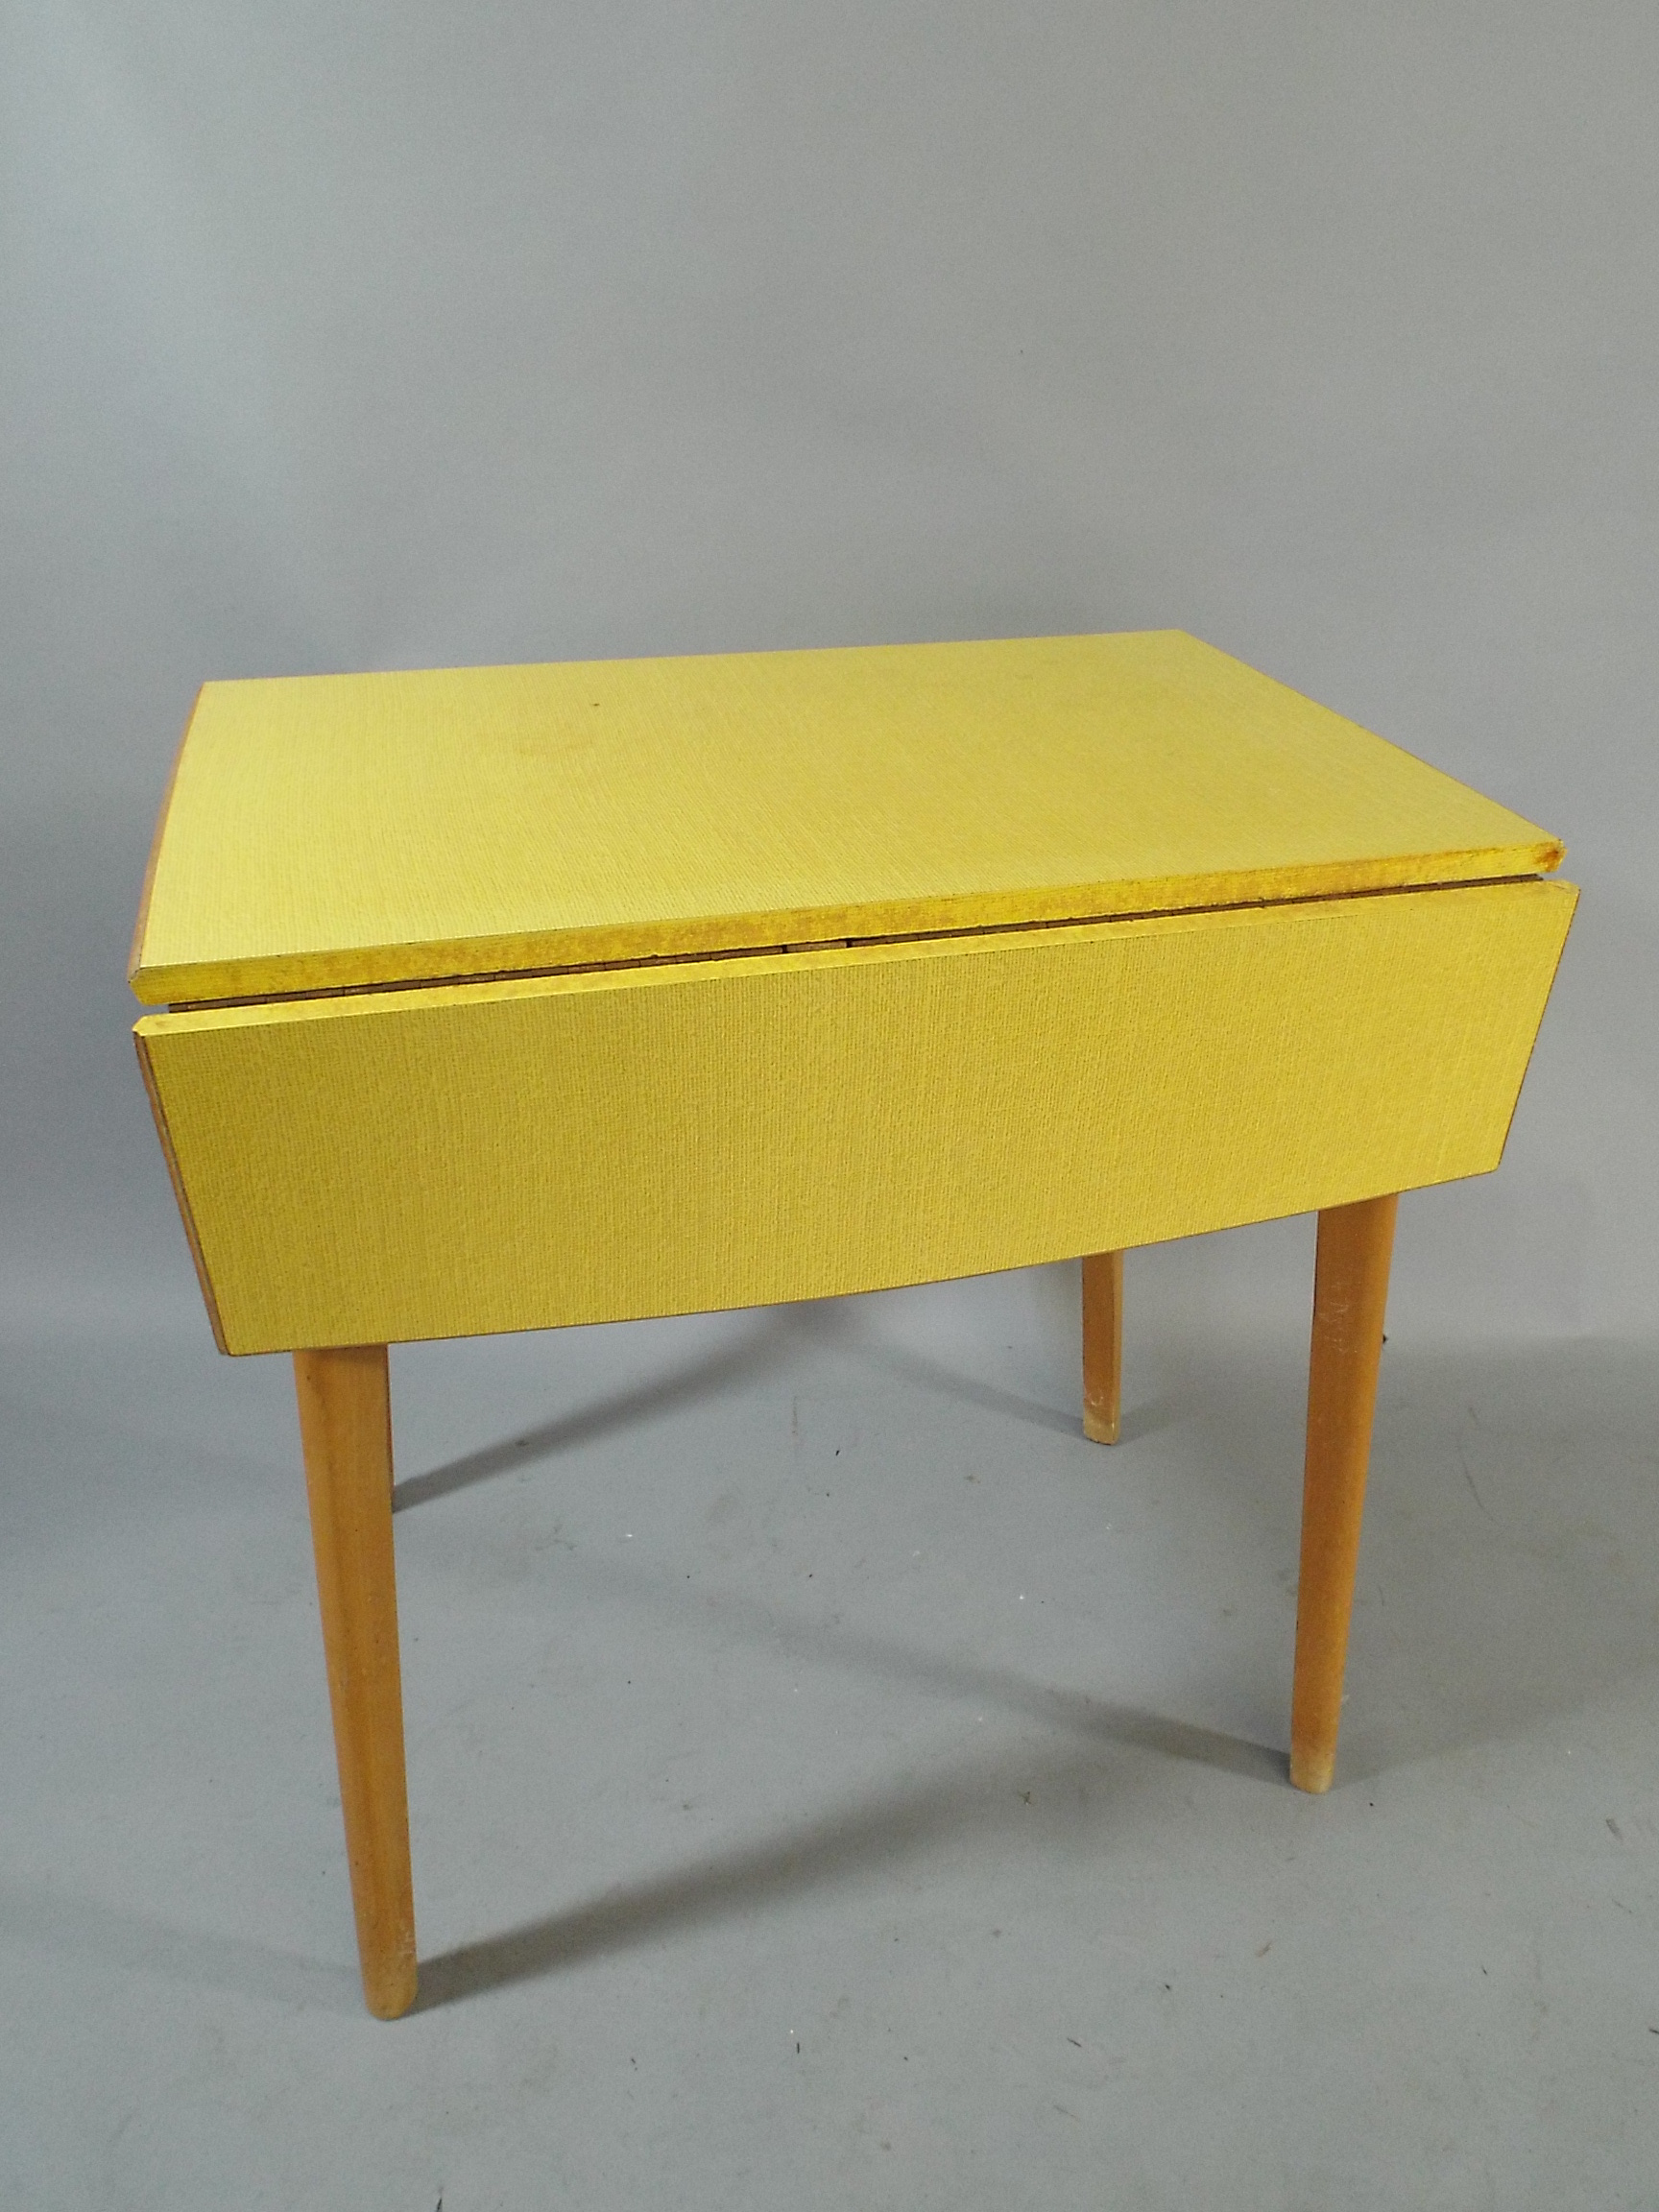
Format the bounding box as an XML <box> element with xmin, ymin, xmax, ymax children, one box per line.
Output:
<box><xmin>1081</xmin><ymin>1250</ymin><xmax>1125</xmax><ymax>1444</ymax></box>
<box><xmin>293</xmin><ymin>1345</ymin><xmax>417</xmax><ymax>2017</ymax></box>
<box><xmin>1289</xmin><ymin>1194</ymin><xmax>1398</xmax><ymax>1794</ymax></box>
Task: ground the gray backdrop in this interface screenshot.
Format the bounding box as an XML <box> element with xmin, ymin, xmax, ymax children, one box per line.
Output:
<box><xmin>3</xmin><ymin>1</ymin><xmax>1652</xmax><ymax>1343</ymax></box>
<box><xmin>3</xmin><ymin>9</ymin><xmax>1657</xmax><ymax>2207</ymax></box>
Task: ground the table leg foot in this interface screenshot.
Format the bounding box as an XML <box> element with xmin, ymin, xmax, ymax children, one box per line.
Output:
<box><xmin>293</xmin><ymin>1345</ymin><xmax>417</xmax><ymax>2018</ymax></box>
<box><xmin>1289</xmin><ymin>1195</ymin><xmax>1397</xmax><ymax>1794</ymax></box>
<box><xmin>1081</xmin><ymin>1250</ymin><xmax>1125</xmax><ymax>1444</ymax></box>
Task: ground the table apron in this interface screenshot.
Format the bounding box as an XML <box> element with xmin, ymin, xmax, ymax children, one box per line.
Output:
<box><xmin>134</xmin><ymin>878</ymin><xmax>1575</xmax><ymax>1354</ymax></box>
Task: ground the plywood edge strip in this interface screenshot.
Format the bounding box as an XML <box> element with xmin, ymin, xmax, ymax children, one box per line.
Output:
<box><xmin>132</xmin><ymin>1027</ymin><xmax>231</xmax><ymax>1352</ymax></box>
<box><xmin>132</xmin><ymin>847</ymin><xmax>1567</xmax><ymax>1010</ymax></box>
<box><xmin>133</xmin><ymin>876</ymin><xmax>1579</xmax><ymax>1040</ymax></box>
<box><xmin>1487</xmin><ymin>878</ymin><xmax>1580</xmax><ymax>1167</ymax></box>
<box><xmin>127</xmin><ymin>688</ymin><xmax>204</xmax><ymax>989</ymax></box>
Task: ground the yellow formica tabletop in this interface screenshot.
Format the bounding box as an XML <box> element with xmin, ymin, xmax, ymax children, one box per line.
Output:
<box><xmin>131</xmin><ymin>630</ymin><xmax>1575</xmax><ymax>2015</ymax></box>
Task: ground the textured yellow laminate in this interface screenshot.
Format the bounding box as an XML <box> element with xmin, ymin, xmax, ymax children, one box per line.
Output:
<box><xmin>136</xmin><ymin>879</ymin><xmax>1575</xmax><ymax>1356</ymax></box>
<box><xmin>130</xmin><ymin>632</ymin><xmax>1562</xmax><ymax>1006</ymax></box>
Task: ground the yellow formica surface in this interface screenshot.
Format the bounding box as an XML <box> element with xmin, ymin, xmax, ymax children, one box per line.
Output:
<box><xmin>140</xmin><ymin>881</ymin><xmax>1571</xmax><ymax>1356</ymax></box>
<box><xmin>130</xmin><ymin>630</ymin><xmax>1560</xmax><ymax>1005</ymax></box>
<box><xmin>130</xmin><ymin>629</ymin><xmax>1576</xmax><ymax>2015</ymax></box>
<box><xmin>134</xmin><ymin>626</ymin><xmax>1575</xmax><ymax>1357</ymax></box>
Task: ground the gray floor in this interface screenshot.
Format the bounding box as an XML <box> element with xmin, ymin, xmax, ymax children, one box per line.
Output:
<box><xmin>4</xmin><ymin>1227</ymin><xmax>1656</xmax><ymax>2210</ymax></box>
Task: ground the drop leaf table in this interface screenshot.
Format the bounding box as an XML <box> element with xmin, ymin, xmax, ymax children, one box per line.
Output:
<box><xmin>130</xmin><ymin>630</ymin><xmax>1575</xmax><ymax>2016</ymax></box>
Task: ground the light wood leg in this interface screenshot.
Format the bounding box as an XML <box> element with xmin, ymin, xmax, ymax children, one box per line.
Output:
<box><xmin>293</xmin><ymin>1345</ymin><xmax>417</xmax><ymax>2017</ymax></box>
<box><xmin>1081</xmin><ymin>1250</ymin><xmax>1125</xmax><ymax>1444</ymax></box>
<box><xmin>1289</xmin><ymin>1194</ymin><xmax>1398</xmax><ymax>1793</ymax></box>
